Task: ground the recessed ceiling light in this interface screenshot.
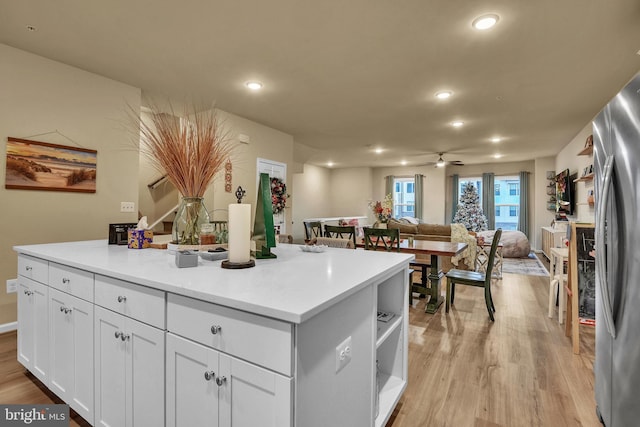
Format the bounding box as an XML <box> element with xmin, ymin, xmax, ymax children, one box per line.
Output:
<box><xmin>435</xmin><ymin>91</ymin><xmax>453</xmax><ymax>100</ymax></box>
<box><xmin>451</xmin><ymin>121</ymin><xmax>464</xmax><ymax>128</ymax></box>
<box><xmin>472</xmin><ymin>14</ymin><xmax>499</xmax><ymax>30</ymax></box>
<box><xmin>327</xmin><ymin>161</ymin><xmax>334</xmax><ymax>167</ymax></box>
<box><xmin>494</xmin><ymin>154</ymin><xmax>502</xmax><ymax>159</ymax></box>
<box><xmin>26</xmin><ymin>25</ymin><xmax>37</xmax><ymax>32</ymax></box>
<box><xmin>401</xmin><ymin>160</ymin><xmax>407</xmax><ymax>166</ymax></box>
<box><xmin>375</xmin><ymin>148</ymin><xmax>383</xmax><ymax>154</ymax></box>
<box><xmin>245</xmin><ymin>81</ymin><xmax>263</xmax><ymax>91</ymax></box>
<box><xmin>490</xmin><ymin>137</ymin><xmax>501</xmax><ymax>143</ymax></box>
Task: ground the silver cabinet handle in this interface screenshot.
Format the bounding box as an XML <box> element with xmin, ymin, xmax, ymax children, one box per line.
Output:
<box><xmin>115</xmin><ymin>331</ymin><xmax>122</xmax><ymax>339</ymax></box>
<box><xmin>62</xmin><ymin>278</ymin><xmax>70</xmax><ymax>284</ymax></box>
<box><xmin>210</xmin><ymin>325</ymin><xmax>222</xmax><ymax>334</ymax></box>
<box><xmin>121</xmin><ymin>333</ymin><xmax>130</xmax><ymax>341</ymax></box>
<box><xmin>117</xmin><ymin>296</ymin><xmax>127</xmax><ymax>303</ymax></box>
<box><xmin>25</xmin><ymin>266</ymin><xmax>32</xmax><ymax>271</ymax></box>
<box><xmin>216</xmin><ymin>376</ymin><xmax>227</xmax><ymax>386</ymax></box>
<box><xmin>204</xmin><ymin>371</ymin><xmax>215</xmax><ymax>381</ymax></box>
<box><xmin>64</xmin><ymin>308</ymin><xmax>72</xmax><ymax>314</ymax></box>
<box><xmin>60</xmin><ymin>306</ymin><xmax>65</xmax><ymax>312</ymax></box>
<box><xmin>24</xmin><ymin>290</ymin><xmax>33</xmax><ymax>296</ymax></box>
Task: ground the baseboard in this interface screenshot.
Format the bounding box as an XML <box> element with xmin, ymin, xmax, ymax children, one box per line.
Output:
<box><xmin>0</xmin><ymin>321</ymin><xmax>18</xmax><ymax>334</ymax></box>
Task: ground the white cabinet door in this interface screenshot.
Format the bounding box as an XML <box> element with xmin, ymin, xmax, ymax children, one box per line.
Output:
<box><xmin>219</xmin><ymin>353</ymin><xmax>292</xmax><ymax>427</ymax></box>
<box><xmin>95</xmin><ymin>306</ymin><xmax>165</xmax><ymax>427</ymax></box>
<box><xmin>166</xmin><ymin>333</ymin><xmax>219</xmax><ymax>427</ymax></box>
<box><xmin>49</xmin><ymin>289</ymin><xmax>94</xmax><ymax>423</ymax></box>
<box><xmin>126</xmin><ymin>317</ymin><xmax>165</xmax><ymax>427</ymax></box>
<box><xmin>95</xmin><ymin>306</ymin><xmax>126</xmax><ymax>427</ymax></box>
<box><xmin>17</xmin><ymin>277</ymin><xmax>48</xmax><ymax>385</ymax></box>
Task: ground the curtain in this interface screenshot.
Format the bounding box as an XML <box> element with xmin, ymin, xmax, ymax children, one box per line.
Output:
<box><xmin>518</xmin><ymin>171</ymin><xmax>530</xmax><ymax>238</ymax></box>
<box><xmin>482</xmin><ymin>173</ymin><xmax>495</xmax><ymax>230</ymax></box>
<box><xmin>414</xmin><ymin>174</ymin><xmax>424</xmax><ymax>220</ymax></box>
<box><xmin>451</xmin><ymin>174</ymin><xmax>459</xmax><ymax>223</ymax></box>
<box><xmin>384</xmin><ymin>175</ymin><xmax>394</xmax><ymax>197</ymax></box>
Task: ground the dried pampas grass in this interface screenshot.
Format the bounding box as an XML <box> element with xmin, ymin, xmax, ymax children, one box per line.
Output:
<box><xmin>132</xmin><ymin>102</ymin><xmax>235</xmax><ymax>197</ymax></box>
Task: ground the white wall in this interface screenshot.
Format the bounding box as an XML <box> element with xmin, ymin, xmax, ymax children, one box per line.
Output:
<box><xmin>534</xmin><ymin>156</ymin><xmax>557</xmax><ymax>250</ymax></box>
<box><xmin>555</xmin><ymin>122</ymin><xmax>595</xmax><ymax>223</ymax></box>
<box><xmin>292</xmin><ymin>164</ymin><xmax>332</xmax><ymax>242</ymax></box>
<box><xmin>330</xmin><ymin>168</ymin><xmax>373</xmax><ymax>219</ymax></box>
<box><xmin>0</xmin><ymin>44</ymin><xmax>141</xmax><ymax>325</ymax></box>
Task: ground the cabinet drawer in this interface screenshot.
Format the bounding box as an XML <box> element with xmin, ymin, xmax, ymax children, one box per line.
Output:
<box><xmin>18</xmin><ymin>255</ymin><xmax>48</xmax><ymax>284</ymax></box>
<box><xmin>167</xmin><ymin>294</ymin><xmax>293</xmax><ymax>376</ymax></box>
<box><xmin>95</xmin><ymin>275</ymin><xmax>165</xmax><ymax>329</ymax></box>
<box><xmin>49</xmin><ymin>263</ymin><xmax>94</xmax><ymax>302</ymax></box>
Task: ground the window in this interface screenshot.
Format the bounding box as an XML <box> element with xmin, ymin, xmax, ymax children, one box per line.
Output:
<box><xmin>496</xmin><ymin>206</ymin><xmax>501</xmax><ymax>216</ymax></box>
<box><xmin>393</xmin><ymin>177</ymin><xmax>415</xmax><ymax>218</ymax></box>
<box><xmin>458</xmin><ymin>178</ymin><xmax>483</xmax><ymax>207</ymax></box>
<box><xmin>509</xmin><ymin>183</ymin><xmax>520</xmax><ymax>196</ymax></box>
<box><xmin>494</xmin><ymin>184</ymin><xmax>500</xmax><ymax>196</ymax></box>
<box><xmin>456</xmin><ymin>175</ymin><xmax>521</xmax><ymax>231</ymax></box>
<box><xmin>509</xmin><ymin>206</ymin><xmax>518</xmax><ymax>216</ymax></box>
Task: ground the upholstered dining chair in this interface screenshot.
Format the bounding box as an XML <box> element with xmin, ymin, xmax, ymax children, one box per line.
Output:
<box><xmin>363</xmin><ymin>227</ymin><xmax>400</xmax><ymax>251</ymax></box>
<box><xmin>445</xmin><ymin>228</ymin><xmax>502</xmax><ymax>321</ymax></box>
<box><xmin>303</xmin><ymin>221</ymin><xmax>323</xmax><ymax>240</ymax></box>
<box><xmin>324</xmin><ymin>224</ymin><xmax>357</xmax><ymax>247</ymax></box>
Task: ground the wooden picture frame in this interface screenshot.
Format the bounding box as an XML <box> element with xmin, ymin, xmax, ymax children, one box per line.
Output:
<box><xmin>5</xmin><ymin>137</ymin><xmax>97</xmax><ymax>193</ymax></box>
<box><xmin>567</xmin><ymin>222</ymin><xmax>595</xmax><ymax>354</ymax></box>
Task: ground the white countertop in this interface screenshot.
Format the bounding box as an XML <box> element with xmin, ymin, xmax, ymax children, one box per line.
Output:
<box><xmin>14</xmin><ymin>240</ymin><xmax>413</xmax><ymax>324</ymax></box>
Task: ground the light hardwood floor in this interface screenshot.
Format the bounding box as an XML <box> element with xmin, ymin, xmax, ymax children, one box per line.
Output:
<box><xmin>388</xmin><ymin>271</ymin><xmax>599</xmax><ymax>427</ymax></box>
<box><xmin>0</xmin><ymin>271</ymin><xmax>598</xmax><ymax>427</ymax></box>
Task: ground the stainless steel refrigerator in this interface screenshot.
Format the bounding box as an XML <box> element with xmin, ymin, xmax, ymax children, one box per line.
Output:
<box><xmin>593</xmin><ymin>71</ymin><xmax>640</xmax><ymax>427</ymax></box>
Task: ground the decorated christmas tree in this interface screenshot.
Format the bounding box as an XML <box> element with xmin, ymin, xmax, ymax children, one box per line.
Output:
<box><xmin>453</xmin><ymin>182</ymin><xmax>488</xmax><ymax>232</ymax></box>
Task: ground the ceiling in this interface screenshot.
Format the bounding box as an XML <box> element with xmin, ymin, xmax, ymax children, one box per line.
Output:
<box><xmin>2</xmin><ymin>1</ymin><xmax>640</xmax><ymax>168</ymax></box>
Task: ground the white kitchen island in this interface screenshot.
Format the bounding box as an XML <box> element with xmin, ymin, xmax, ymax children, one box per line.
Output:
<box><xmin>14</xmin><ymin>240</ymin><xmax>411</xmax><ymax>427</ymax></box>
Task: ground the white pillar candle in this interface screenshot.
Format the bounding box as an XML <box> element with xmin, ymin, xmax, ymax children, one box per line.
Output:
<box><xmin>228</xmin><ymin>203</ymin><xmax>251</xmax><ymax>263</ymax></box>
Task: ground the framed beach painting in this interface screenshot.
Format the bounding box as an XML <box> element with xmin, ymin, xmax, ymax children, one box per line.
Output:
<box><xmin>5</xmin><ymin>137</ymin><xmax>97</xmax><ymax>193</ymax></box>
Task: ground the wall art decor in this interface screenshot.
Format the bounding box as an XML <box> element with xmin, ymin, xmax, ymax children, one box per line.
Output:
<box><xmin>5</xmin><ymin>137</ymin><xmax>97</xmax><ymax>193</ymax></box>
<box><xmin>225</xmin><ymin>159</ymin><xmax>232</xmax><ymax>192</ymax></box>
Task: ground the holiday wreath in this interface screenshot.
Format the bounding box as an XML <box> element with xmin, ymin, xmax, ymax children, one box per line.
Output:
<box><xmin>270</xmin><ymin>177</ymin><xmax>288</xmax><ymax>214</ymax></box>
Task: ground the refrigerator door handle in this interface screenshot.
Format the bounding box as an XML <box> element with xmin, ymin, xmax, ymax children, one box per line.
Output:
<box><xmin>597</xmin><ymin>154</ymin><xmax>616</xmax><ymax>338</ymax></box>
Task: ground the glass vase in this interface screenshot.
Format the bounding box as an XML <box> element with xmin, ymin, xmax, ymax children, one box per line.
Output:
<box><xmin>172</xmin><ymin>197</ymin><xmax>210</xmax><ymax>245</ymax></box>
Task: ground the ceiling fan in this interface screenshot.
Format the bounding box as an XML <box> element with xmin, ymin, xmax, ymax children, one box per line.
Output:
<box><xmin>432</xmin><ymin>152</ymin><xmax>464</xmax><ymax>168</ymax></box>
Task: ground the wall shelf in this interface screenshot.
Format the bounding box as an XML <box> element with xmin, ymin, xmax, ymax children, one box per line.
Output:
<box><xmin>574</xmin><ymin>173</ymin><xmax>594</xmax><ymax>182</ymax></box>
<box><xmin>578</xmin><ymin>145</ymin><xmax>593</xmax><ymax>156</ymax></box>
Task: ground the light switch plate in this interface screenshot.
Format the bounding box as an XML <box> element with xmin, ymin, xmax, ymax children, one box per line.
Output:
<box><xmin>6</xmin><ymin>278</ymin><xmax>17</xmax><ymax>294</ymax></box>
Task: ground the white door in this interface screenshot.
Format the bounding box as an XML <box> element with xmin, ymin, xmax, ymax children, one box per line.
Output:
<box><xmin>218</xmin><ymin>353</ymin><xmax>292</xmax><ymax>427</ymax></box>
<box><xmin>166</xmin><ymin>333</ymin><xmax>219</xmax><ymax>427</ymax></box>
<box><xmin>257</xmin><ymin>158</ymin><xmax>287</xmax><ymax>234</ymax></box>
<box><xmin>126</xmin><ymin>317</ymin><xmax>165</xmax><ymax>427</ymax></box>
<box><xmin>95</xmin><ymin>307</ymin><xmax>126</xmax><ymax>427</ymax></box>
<box><xmin>49</xmin><ymin>289</ymin><xmax>94</xmax><ymax>422</ymax></box>
<box><xmin>17</xmin><ymin>277</ymin><xmax>49</xmax><ymax>384</ymax></box>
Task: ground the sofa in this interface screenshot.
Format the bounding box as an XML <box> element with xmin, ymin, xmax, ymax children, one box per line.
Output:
<box><xmin>386</xmin><ymin>219</ymin><xmax>475</xmax><ymax>272</ymax></box>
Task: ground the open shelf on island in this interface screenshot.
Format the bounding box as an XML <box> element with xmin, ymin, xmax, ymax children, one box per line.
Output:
<box><xmin>375</xmin><ymin>372</ymin><xmax>406</xmax><ymax>427</ymax></box>
<box><xmin>376</xmin><ymin>315</ymin><xmax>402</xmax><ymax>349</ymax></box>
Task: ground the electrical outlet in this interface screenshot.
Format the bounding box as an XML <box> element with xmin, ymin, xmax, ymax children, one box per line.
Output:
<box><xmin>335</xmin><ymin>336</ymin><xmax>352</xmax><ymax>373</ymax></box>
<box><xmin>6</xmin><ymin>278</ymin><xmax>17</xmax><ymax>294</ymax></box>
<box><xmin>120</xmin><ymin>202</ymin><xmax>135</xmax><ymax>213</ymax></box>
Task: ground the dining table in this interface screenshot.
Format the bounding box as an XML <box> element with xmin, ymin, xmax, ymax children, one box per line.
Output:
<box><xmin>357</xmin><ymin>238</ymin><xmax>468</xmax><ymax>313</ymax></box>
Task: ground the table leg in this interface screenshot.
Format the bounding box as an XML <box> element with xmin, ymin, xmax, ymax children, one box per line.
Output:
<box><xmin>425</xmin><ymin>254</ymin><xmax>444</xmax><ymax>313</ymax></box>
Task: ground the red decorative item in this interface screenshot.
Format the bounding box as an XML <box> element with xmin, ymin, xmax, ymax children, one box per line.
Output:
<box><xmin>270</xmin><ymin>177</ymin><xmax>288</xmax><ymax>214</ymax></box>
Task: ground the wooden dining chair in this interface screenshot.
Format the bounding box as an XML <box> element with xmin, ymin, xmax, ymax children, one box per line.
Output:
<box><xmin>363</xmin><ymin>227</ymin><xmax>400</xmax><ymax>251</ymax></box>
<box><xmin>445</xmin><ymin>228</ymin><xmax>502</xmax><ymax>321</ymax></box>
<box><xmin>303</xmin><ymin>221</ymin><xmax>322</xmax><ymax>240</ymax></box>
<box><xmin>324</xmin><ymin>224</ymin><xmax>357</xmax><ymax>247</ymax></box>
